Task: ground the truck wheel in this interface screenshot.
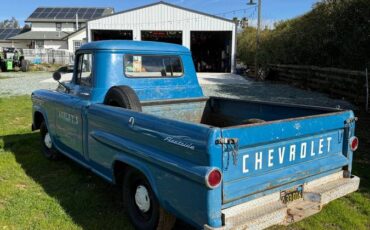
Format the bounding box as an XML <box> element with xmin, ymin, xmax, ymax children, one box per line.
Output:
<box><xmin>123</xmin><ymin>168</ymin><xmax>176</xmax><ymax>230</ymax></box>
<box><xmin>104</xmin><ymin>86</ymin><xmax>142</xmax><ymax>112</ymax></box>
<box><xmin>1</xmin><ymin>62</ymin><xmax>7</xmax><ymax>72</ymax></box>
<box><xmin>40</xmin><ymin>121</ymin><xmax>60</xmax><ymax>160</ymax></box>
<box><xmin>21</xmin><ymin>59</ymin><xmax>29</xmax><ymax>72</ymax></box>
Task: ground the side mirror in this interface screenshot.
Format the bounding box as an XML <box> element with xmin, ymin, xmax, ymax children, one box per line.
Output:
<box><xmin>53</xmin><ymin>71</ymin><xmax>70</xmax><ymax>93</ymax></box>
<box><xmin>53</xmin><ymin>71</ymin><xmax>61</xmax><ymax>81</ymax></box>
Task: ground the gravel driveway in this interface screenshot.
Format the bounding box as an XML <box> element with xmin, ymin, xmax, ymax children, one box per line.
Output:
<box><xmin>0</xmin><ymin>72</ymin><xmax>57</xmax><ymax>97</ymax></box>
<box><xmin>0</xmin><ymin>71</ymin><xmax>354</xmax><ymax>109</ymax></box>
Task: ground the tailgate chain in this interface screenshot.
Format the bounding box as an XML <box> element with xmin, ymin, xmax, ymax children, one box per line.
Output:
<box><xmin>216</xmin><ymin>138</ymin><xmax>239</xmax><ymax>166</ymax></box>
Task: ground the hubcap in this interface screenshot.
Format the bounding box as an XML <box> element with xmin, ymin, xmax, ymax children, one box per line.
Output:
<box><xmin>135</xmin><ymin>185</ymin><xmax>150</xmax><ymax>213</ymax></box>
<box><xmin>44</xmin><ymin>132</ymin><xmax>52</xmax><ymax>149</ymax></box>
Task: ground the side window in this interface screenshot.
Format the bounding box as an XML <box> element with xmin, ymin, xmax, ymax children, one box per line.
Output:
<box><xmin>76</xmin><ymin>53</ymin><xmax>93</xmax><ymax>87</ymax></box>
<box><xmin>124</xmin><ymin>55</ymin><xmax>183</xmax><ymax>78</ymax></box>
<box><xmin>56</xmin><ymin>22</ymin><xmax>62</xmax><ymax>31</ymax></box>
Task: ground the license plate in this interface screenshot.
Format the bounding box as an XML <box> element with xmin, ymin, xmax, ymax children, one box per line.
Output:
<box><xmin>280</xmin><ymin>185</ymin><xmax>303</xmax><ymax>204</ymax></box>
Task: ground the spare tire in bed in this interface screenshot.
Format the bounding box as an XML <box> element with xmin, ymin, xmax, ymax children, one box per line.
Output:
<box><xmin>242</xmin><ymin>118</ymin><xmax>266</xmax><ymax>124</ymax></box>
<box><xmin>104</xmin><ymin>86</ymin><xmax>142</xmax><ymax>112</ymax></box>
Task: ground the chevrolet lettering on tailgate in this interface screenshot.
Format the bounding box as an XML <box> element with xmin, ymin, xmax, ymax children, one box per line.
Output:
<box><xmin>242</xmin><ymin>131</ymin><xmax>340</xmax><ymax>174</ymax></box>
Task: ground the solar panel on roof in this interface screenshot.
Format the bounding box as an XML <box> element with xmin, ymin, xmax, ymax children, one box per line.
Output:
<box><xmin>47</xmin><ymin>13</ymin><xmax>57</xmax><ymax>18</ymax></box>
<box><xmin>28</xmin><ymin>7</ymin><xmax>109</xmax><ymax>20</ymax></box>
<box><xmin>86</xmin><ymin>8</ymin><xmax>96</xmax><ymax>14</ymax></box>
<box><xmin>0</xmin><ymin>29</ymin><xmax>21</xmax><ymax>40</ymax></box>
<box><xmin>39</xmin><ymin>12</ymin><xmax>49</xmax><ymax>18</ymax></box>
<box><xmin>78</xmin><ymin>8</ymin><xmax>87</xmax><ymax>13</ymax></box>
<box><xmin>66</xmin><ymin>13</ymin><xmax>76</xmax><ymax>19</ymax></box>
<box><xmin>34</xmin><ymin>8</ymin><xmax>44</xmax><ymax>13</ymax></box>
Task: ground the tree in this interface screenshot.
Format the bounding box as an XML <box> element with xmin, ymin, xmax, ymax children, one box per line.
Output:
<box><xmin>0</xmin><ymin>17</ymin><xmax>20</xmax><ymax>29</ymax></box>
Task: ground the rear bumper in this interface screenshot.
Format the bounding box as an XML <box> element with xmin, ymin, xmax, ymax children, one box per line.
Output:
<box><xmin>205</xmin><ymin>171</ymin><xmax>359</xmax><ymax>230</ymax></box>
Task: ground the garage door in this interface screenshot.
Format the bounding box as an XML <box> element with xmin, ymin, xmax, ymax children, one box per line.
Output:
<box><xmin>92</xmin><ymin>30</ymin><xmax>133</xmax><ymax>41</ymax></box>
<box><xmin>191</xmin><ymin>31</ymin><xmax>232</xmax><ymax>73</ymax></box>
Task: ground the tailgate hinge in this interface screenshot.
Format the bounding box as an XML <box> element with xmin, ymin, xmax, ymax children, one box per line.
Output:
<box><xmin>344</xmin><ymin>117</ymin><xmax>358</xmax><ymax>127</ymax></box>
<box><xmin>216</xmin><ymin>138</ymin><xmax>239</xmax><ymax>166</ymax></box>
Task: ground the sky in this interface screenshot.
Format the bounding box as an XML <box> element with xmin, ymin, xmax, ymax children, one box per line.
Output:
<box><xmin>0</xmin><ymin>0</ymin><xmax>319</xmax><ymax>27</ymax></box>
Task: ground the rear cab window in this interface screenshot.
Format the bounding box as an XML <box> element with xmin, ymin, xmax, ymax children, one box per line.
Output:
<box><xmin>124</xmin><ymin>55</ymin><xmax>183</xmax><ymax>78</ymax></box>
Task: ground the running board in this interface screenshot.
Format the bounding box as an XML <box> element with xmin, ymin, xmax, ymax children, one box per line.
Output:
<box><xmin>204</xmin><ymin>171</ymin><xmax>360</xmax><ymax>230</ymax></box>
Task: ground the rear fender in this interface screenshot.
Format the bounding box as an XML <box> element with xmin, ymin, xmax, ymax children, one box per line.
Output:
<box><xmin>112</xmin><ymin>157</ymin><xmax>159</xmax><ymax>197</ymax></box>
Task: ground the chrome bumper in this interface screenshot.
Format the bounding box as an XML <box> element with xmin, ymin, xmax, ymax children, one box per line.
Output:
<box><xmin>205</xmin><ymin>171</ymin><xmax>360</xmax><ymax>230</ymax></box>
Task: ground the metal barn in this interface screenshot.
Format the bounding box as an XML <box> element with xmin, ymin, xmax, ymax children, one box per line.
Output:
<box><xmin>87</xmin><ymin>1</ymin><xmax>236</xmax><ymax>73</ymax></box>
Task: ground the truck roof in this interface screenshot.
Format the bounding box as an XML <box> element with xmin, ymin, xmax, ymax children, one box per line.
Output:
<box><xmin>79</xmin><ymin>40</ymin><xmax>190</xmax><ymax>53</ymax></box>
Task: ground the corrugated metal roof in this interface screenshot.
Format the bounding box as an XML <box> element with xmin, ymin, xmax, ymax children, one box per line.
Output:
<box><xmin>9</xmin><ymin>31</ymin><xmax>69</xmax><ymax>40</ymax></box>
<box><xmin>0</xmin><ymin>28</ymin><xmax>22</xmax><ymax>41</ymax></box>
<box><xmin>26</xmin><ymin>7</ymin><xmax>114</xmax><ymax>22</ymax></box>
<box><xmin>88</xmin><ymin>1</ymin><xmax>234</xmax><ymax>24</ymax></box>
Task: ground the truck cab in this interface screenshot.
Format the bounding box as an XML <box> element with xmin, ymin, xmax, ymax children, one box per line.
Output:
<box><xmin>32</xmin><ymin>40</ymin><xmax>360</xmax><ymax>230</ymax></box>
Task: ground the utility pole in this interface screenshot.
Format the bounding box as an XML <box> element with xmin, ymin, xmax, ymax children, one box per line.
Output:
<box><xmin>248</xmin><ymin>0</ymin><xmax>261</xmax><ymax>77</ymax></box>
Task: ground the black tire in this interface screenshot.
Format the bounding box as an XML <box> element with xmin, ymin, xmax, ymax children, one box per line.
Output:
<box><xmin>21</xmin><ymin>59</ymin><xmax>29</xmax><ymax>72</ymax></box>
<box><xmin>40</xmin><ymin>121</ymin><xmax>60</xmax><ymax>160</ymax></box>
<box><xmin>1</xmin><ymin>62</ymin><xmax>7</xmax><ymax>72</ymax></box>
<box><xmin>123</xmin><ymin>168</ymin><xmax>176</xmax><ymax>230</ymax></box>
<box><xmin>104</xmin><ymin>86</ymin><xmax>142</xmax><ymax>111</ymax></box>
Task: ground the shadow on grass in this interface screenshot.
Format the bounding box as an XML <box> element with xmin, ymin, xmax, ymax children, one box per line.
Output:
<box><xmin>1</xmin><ymin>132</ymin><xmax>193</xmax><ymax>230</ymax></box>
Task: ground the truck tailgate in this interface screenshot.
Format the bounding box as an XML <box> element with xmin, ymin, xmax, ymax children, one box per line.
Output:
<box><xmin>221</xmin><ymin>111</ymin><xmax>352</xmax><ymax>204</ymax></box>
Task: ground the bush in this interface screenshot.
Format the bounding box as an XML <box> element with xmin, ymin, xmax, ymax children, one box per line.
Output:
<box><xmin>238</xmin><ymin>0</ymin><xmax>370</xmax><ymax>70</ymax></box>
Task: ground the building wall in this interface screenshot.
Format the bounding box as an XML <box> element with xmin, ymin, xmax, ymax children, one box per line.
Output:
<box><xmin>32</xmin><ymin>22</ymin><xmax>57</xmax><ymax>31</ymax></box>
<box><xmin>44</xmin><ymin>40</ymin><xmax>68</xmax><ymax>50</ymax></box>
<box><xmin>0</xmin><ymin>41</ymin><xmax>29</xmax><ymax>49</ymax></box>
<box><xmin>67</xmin><ymin>29</ymin><xmax>87</xmax><ymax>53</ymax></box>
<box><xmin>87</xmin><ymin>3</ymin><xmax>236</xmax><ymax>72</ymax></box>
<box><xmin>32</xmin><ymin>22</ymin><xmax>85</xmax><ymax>32</ymax></box>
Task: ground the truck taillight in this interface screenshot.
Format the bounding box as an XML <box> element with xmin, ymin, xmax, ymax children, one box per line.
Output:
<box><xmin>206</xmin><ymin>168</ymin><xmax>222</xmax><ymax>189</ymax></box>
<box><xmin>349</xmin><ymin>136</ymin><xmax>359</xmax><ymax>151</ymax></box>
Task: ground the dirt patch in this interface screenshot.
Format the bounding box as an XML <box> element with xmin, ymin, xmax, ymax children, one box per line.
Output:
<box><xmin>15</xmin><ymin>183</ymin><xmax>27</xmax><ymax>190</ymax></box>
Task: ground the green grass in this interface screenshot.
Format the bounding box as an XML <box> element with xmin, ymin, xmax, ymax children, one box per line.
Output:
<box><xmin>0</xmin><ymin>96</ymin><xmax>369</xmax><ymax>230</ymax></box>
<box><xmin>0</xmin><ymin>96</ymin><xmax>133</xmax><ymax>230</ymax></box>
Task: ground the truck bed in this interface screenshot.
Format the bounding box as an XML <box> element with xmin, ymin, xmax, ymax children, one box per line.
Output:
<box><xmin>141</xmin><ymin>97</ymin><xmax>340</xmax><ymax>127</ymax></box>
<box><xmin>87</xmin><ymin>96</ymin><xmax>355</xmax><ymax>228</ymax></box>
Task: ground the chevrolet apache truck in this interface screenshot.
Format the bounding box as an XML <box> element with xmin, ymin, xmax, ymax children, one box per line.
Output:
<box><xmin>31</xmin><ymin>40</ymin><xmax>360</xmax><ymax>230</ymax></box>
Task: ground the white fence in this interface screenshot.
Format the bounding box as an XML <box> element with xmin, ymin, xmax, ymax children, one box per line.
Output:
<box><xmin>23</xmin><ymin>49</ymin><xmax>74</xmax><ymax>65</ymax></box>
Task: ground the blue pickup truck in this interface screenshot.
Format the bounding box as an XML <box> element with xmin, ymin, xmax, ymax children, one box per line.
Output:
<box><xmin>31</xmin><ymin>41</ymin><xmax>360</xmax><ymax>230</ymax></box>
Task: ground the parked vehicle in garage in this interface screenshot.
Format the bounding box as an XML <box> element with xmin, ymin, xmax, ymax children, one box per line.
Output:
<box><xmin>0</xmin><ymin>47</ymin><xmax>30</xmax><ymax>72</ymax></box>
<box><xmin>31</xmin><ymin>40</ymin><xmax>360</xmax><ymax>230</ymax></box>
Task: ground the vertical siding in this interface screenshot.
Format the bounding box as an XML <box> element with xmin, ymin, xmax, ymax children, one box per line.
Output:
<box><xmin>88</xmin><ymin>4</ymin><xmax>235</xmax><ymax>36</ymax></box>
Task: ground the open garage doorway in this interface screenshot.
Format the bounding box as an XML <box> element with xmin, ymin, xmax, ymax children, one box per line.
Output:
<box><xmin>141</xmin><ymin>31</ymin><xmax>182</xmax><ymax>45</ymax></box>
<box><xmin>92</xmin><ymin>30</ymin><xmax>133</xmax><ymax>41</ymax></box>
<box><xmin>191</xmin><ymin>31</ymin><xmax>232</xmax><ymax>72</ymax></box>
